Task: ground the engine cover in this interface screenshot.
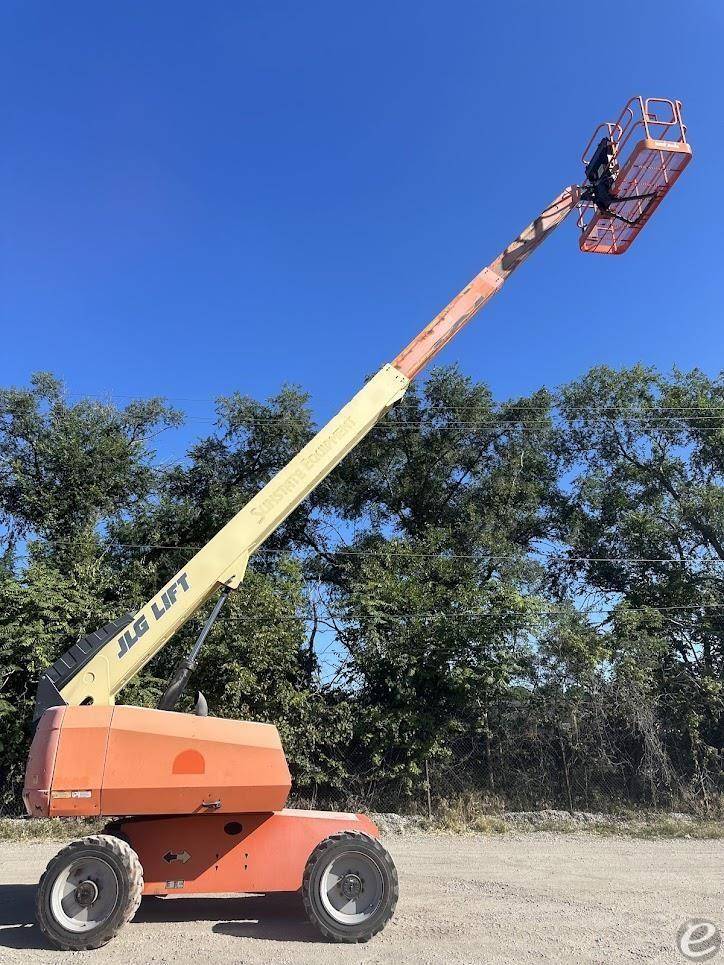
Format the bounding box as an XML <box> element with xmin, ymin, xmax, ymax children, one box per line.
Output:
<box><xmin>25</xmin><ymin>704</ymin><xmax>292</xmax><ymax>818</ymax></box>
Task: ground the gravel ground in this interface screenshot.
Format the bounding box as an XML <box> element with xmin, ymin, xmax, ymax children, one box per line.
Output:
<box><xmin>0</xmin><ymin>833</ymin><xmax>721</xmax><ymax>964</ymax></box>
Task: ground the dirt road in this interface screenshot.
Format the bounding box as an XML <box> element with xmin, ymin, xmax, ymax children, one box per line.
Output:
<box><xmin>0</xmin><ymin>833</ymin><xmax>721</xmax><ymax>964</ymax></box>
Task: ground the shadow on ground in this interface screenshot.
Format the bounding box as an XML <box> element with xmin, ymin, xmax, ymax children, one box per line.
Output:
<box><xmin>0</xmin><ymin>885</ymin><xmax>48</xmax><ymax>950</ymax></box>
<box><xmin>146</xmin><ymin>892</ymin><xmax>319</xmax><ymax>942</ymax></box>
<box><xmin>0</xmin><ymin>885</ymin><xmax>318</xmax><ymax>951</ymax></box>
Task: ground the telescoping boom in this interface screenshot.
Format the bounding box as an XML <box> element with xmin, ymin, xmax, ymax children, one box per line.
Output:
<box><xmin>34</xmin><ymin>96</ymin><xmax>692</xmax><ymax>719</ymax></box>
<box><xmin>35</xmin><ymin>186</ymin><xmax>580</xmax><ymax>716</ymax></box>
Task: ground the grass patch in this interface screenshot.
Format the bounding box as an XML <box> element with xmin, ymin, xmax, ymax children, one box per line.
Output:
<box><xmin>590</xmin><ymin>816</ymin><xmax>724</xmax><ymax>840</ymax></box>
<box><xmin>1</xmin><ymin>809</ymin><xmax>722</xmax><ymax>843</ymax></box>
<box><xmin>421</xmin><ymin>793</ymin><xmax>724</xmax><ymax>838</ymax></box>
<box><xmin>517</xmin><ymin>817</ymin><xmax>578</xmax><ymax>834</ymax></box>
<box><xmin>0</xmin><ymin>817</ymin><xmax>105</xmax><ymax>842</ymax></box>
<box><xmin>431</xmin><ymin>791</ymin><xmax>507</xmax><ymax>834</ymax></box>
<box><xmin>433</xmin><ymin>812</ymin><xmax>509</xmax><ymax>834</ymax></box>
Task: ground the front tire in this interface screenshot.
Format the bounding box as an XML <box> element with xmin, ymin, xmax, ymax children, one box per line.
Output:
<box><xmin>302</xmin><ymin>830</ymin><xmax>398</xmax><ymax>943</ymax></box>
<box><xmin>36</xmin><ymin>834</ymin><xmax>143</xmax><ymax>950</ymax></box>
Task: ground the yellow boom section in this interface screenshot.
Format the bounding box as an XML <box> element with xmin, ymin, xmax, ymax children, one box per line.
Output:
<box><xmin>60</xmin><ymin>364</ymin><xmax>409</xmax><ymax>707</ymax></box>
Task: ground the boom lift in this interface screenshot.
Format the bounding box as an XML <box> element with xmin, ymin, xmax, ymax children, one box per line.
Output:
<box><xmin>24</xmin><ymin>96</ymin><xmax>691</xmax><ymax>949</ymax></box>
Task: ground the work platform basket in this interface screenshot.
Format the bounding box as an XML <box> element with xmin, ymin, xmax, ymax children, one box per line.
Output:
<box><xmin>578</xmin><ymin>96</ymin><xmax>692</xmax><ymax>255</ymax></box>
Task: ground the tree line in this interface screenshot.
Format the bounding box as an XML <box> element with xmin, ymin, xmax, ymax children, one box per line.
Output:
<box><xmin>0</xmin><ymin>365</ymin><xmax>722</xmax><ymax>815</ymax></box>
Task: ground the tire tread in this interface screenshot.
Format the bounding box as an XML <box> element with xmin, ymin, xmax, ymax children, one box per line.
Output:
<box><xmin>36</xmin><ymin>833</ymin><xmax>144</xmax><ymax>951</ymax></box>
<box><xmin>301</xmin><ymin>830</ymin><xmax>398</xmax><ymax>943</ymax></box>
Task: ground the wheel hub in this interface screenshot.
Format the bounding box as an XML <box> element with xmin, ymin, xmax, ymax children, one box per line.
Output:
<box><xmin>74</xmin><ymin>880</ymin><xmax>99</xmax><ymax>907</ymax></box>
<box><xmin>49</xmin><ymin>854</ymin><xmax>120</xmax><ymax>933</ymax></box>
<box><xmin>340</xmin><ymin>873</ymin><xmax>363</xmax><ymax>900</ymax></box>
<box><xmin>319</xmin><ymin>848</ymin><xmax>386</xmax><ymax>926</ymax></box>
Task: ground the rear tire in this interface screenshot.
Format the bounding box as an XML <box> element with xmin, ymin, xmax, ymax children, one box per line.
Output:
<box><xmin>36</xmin><ymin>834</ymin><xmax>143</xmax><ymax>950</ymax></box>
<box><xmin>302</xmin><ymin>830</ymin><xmax>398</xmax><ymax>943</ymax></box>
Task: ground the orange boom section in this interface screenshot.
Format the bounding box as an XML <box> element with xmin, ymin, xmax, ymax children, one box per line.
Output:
<box><xmin>577</xmin><ymin>96</ymin><xmax>692</xmax><ymax>255</ymax></box>
<box><xmin>26</xmin><ymin>705</ymin><xmax>292</xmax><ymax>818</ymax></box>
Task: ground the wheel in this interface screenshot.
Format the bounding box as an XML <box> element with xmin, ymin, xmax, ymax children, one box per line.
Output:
<box><xmin>302</xmin><ymin>830</ymin><xmax>398</xmax><ymax>943</ymax></box>
<box><xmin>36</xmin><ymin>834</ymin><xmax>144</xmax><ymax>950</ymax></box>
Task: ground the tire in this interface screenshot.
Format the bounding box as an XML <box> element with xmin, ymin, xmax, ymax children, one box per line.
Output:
<box><xmin>302</xmin><ymin>830</ymin><xmax>398</xmax><ymax>943</ymax></box>
<box><xmin>36</xmin><ymin>834</ymin><xmax>144</xmax><ymax>951</ymax></box>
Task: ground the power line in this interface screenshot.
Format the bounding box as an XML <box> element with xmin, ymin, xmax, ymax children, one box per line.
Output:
<box><xmin>62</xmin><ymin>388</ymin><xmax>724</xmax><ymax>413</ymax></box>
<box><xmin>135</xmin><ymin>414</ymin><xmax>724</xmax><ymax>429</ymax></box>
<box><xmin>48</xmin><ymin>391</ymin><xmax>724</xmax><ymax>431</ymax></box>
<box><xmin>220</xmin><ymin>601</ymin><xmax>724</xmax><ymax>624</ymax></box>
<box><xmin>9</xmin><ymin>537</ymin><xmax>724</xmax><ymax>565</ymax></box>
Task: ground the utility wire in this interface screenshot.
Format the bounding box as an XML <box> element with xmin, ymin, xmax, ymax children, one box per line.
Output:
<box><xmin>219</xmin><ymin>601</ymin><xmax>724</xmax><ymax>624</ymax></box>
<box><xmin>9</xmin><ymin>537</ymin><xmax>724</xmax><ymax>565</ymax></box>
<box><xmin>63</xmin><ymin>389</ymin><xmax>724</xmax><ymax>413</ymax></box>
<box><xmin>126</xmin><ymin>414</ymin><xmax>724</xmax><ymax>428</ymax></box>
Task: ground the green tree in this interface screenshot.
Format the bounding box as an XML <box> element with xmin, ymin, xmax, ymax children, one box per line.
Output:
<box><xmin>0</xmin><ymin>374</ymin><xmax>181</xmax><ymax>811</ymax></box>
<box><xmin>315</xmin><ymin>367</ymin><xmax>559</xmax><ymax>805</ymax></box>
<box><xmin>2</xmin><ymin>364</ymin><xmax>722</xmax><ymax>817</ymax></box>
<box><xmin>0</xmin><ymin>373</ymin><xmax>181</xmax><ymax>556</ymax></box>
<box><xmin>554</xmin><ymin>365</ymin><xmax>724</xmax><ymax>801</ymax></box>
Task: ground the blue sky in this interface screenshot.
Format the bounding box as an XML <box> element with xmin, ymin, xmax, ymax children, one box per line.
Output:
<box><xmin>1</xmin><ymin>1</ymin><xmax>721</xmax><ymax>464</ymax></box>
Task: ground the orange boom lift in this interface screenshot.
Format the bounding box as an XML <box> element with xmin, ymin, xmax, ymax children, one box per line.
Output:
<box><xmin>24</xmin><ymin>96</ymin><xmax>691</xmax><ymax>950</ymax></box>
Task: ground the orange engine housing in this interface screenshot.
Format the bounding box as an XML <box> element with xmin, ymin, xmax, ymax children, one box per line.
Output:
<box><xmin>24</xmin><ymin>704</ymin><xmax>292</xmax><ymax>819</ymax></box>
